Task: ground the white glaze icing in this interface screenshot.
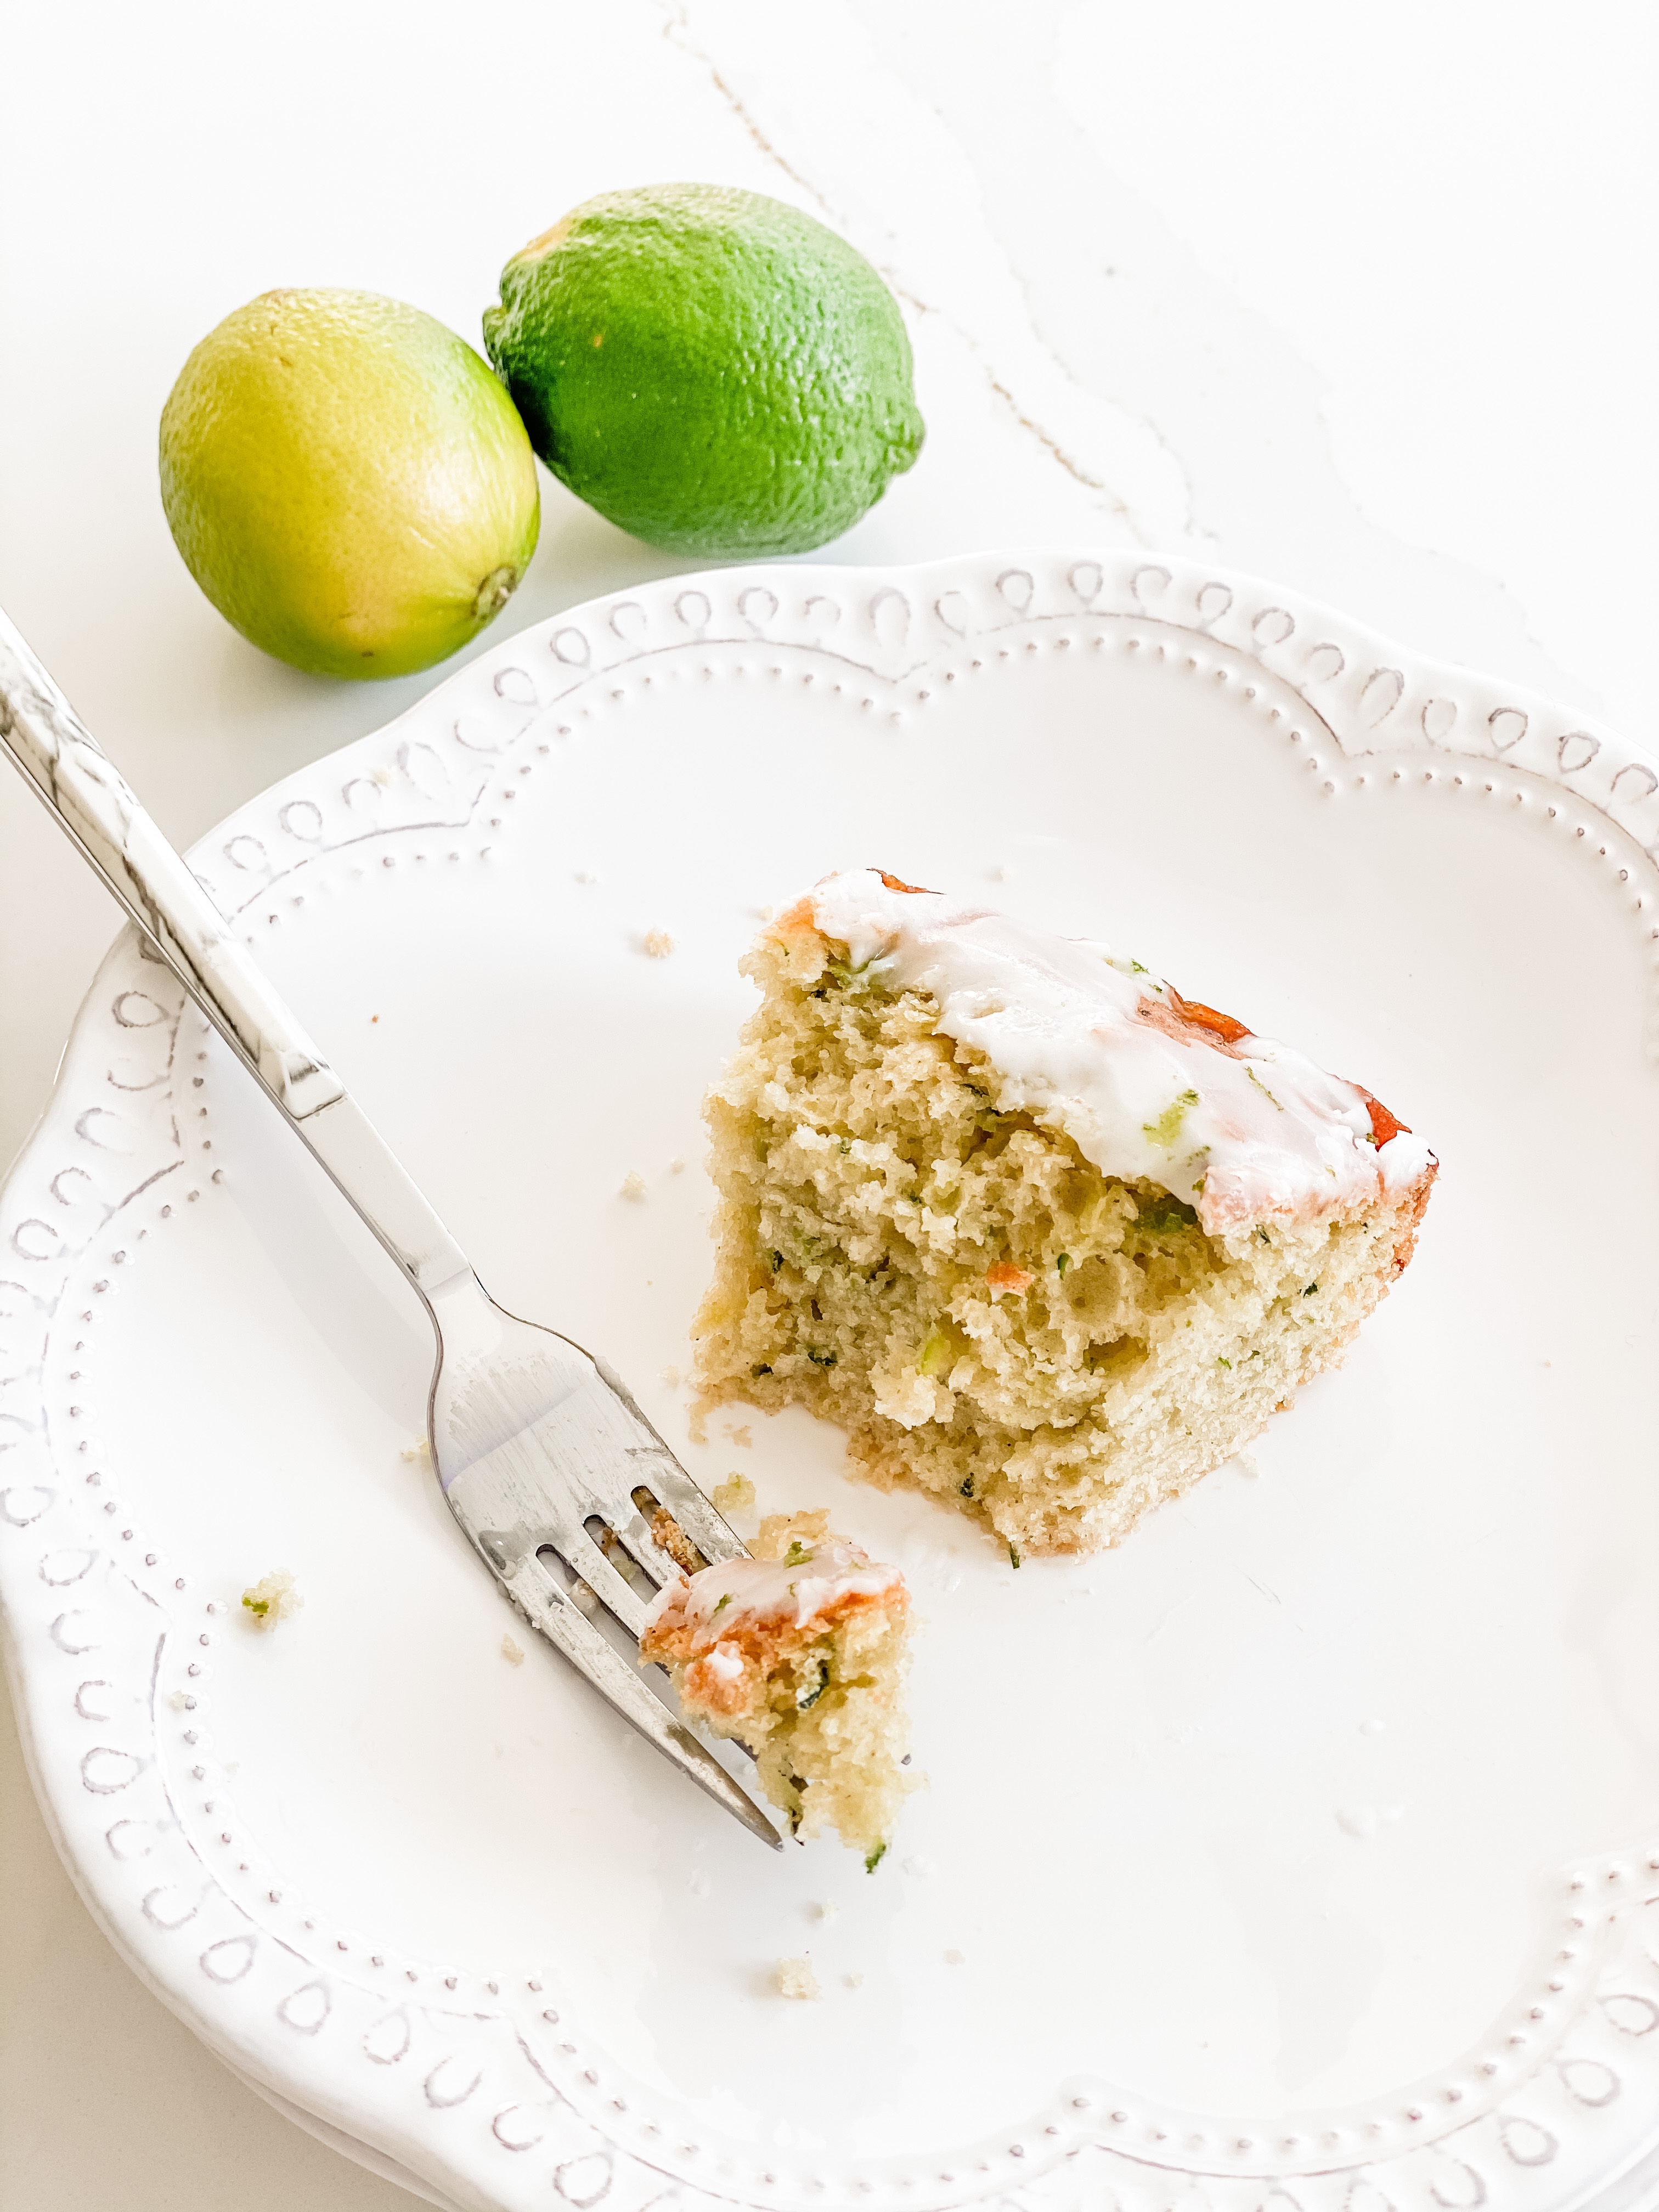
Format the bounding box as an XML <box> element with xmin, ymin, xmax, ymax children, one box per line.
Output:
<box><xmin>788</xmin><ymin>870</ymin><xmax>1434</xmax><ymax>1236</ymax></box>
<box><xmin>641</xmin><ymin>1538</ymin><xmax>905</xmax><ymax>1650</ymax></box>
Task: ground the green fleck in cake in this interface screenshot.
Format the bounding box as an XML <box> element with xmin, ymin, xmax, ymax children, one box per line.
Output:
<box><xmin>691</xmin><ymin>870</ymin><xmax>1437</xmax><ymax>1555</ymax></box>
<box><xmin>639</xmin><ymin>1510</ymin><xmax>910</xmax><ymax>1864</ymax></box>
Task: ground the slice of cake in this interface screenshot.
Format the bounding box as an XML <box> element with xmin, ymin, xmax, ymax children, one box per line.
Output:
<box><xmin>691</xmin><ymin>870</ymin><xmax>1437</xmax><ymax>1556</ymax></box>
<box><xmin>639</xmin><ymin>1510</ymin><xmax>911</xmax><ymax>1865</ymax></box>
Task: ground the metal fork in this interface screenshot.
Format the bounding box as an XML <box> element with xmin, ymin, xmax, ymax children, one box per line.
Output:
<box><xmin>0</xmin><ymin>609</ymin><xmax>782</xmax><ymax>1849</ymax></box>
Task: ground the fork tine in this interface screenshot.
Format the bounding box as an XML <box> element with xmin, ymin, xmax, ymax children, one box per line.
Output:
<box><xmin>625</xmin><ymin>1453</ymin><xmax>748</xmax><ymax>1567</ymax></box>
<box><xmin>584</xmin><ymin>1355</ymin><xmax>748</xmax><ymax>1568</ymax></box>
<box><xmin>504</xmin><ymin>1553</ymin><xmax>783</xmax><ymax>1849</ymax></box>
<box><xmin>607</xmin><ymin>1490</ymin><xmax>706</xmax><ymax>1588</ymax></box>
<box><xmin>450</xmin><ymin>1421</ymin><xmax>660</xmax><ymax>1639</ymax></box>
<box><xmin>607</xmin><ymin>1519</ymin><xmax>687</xmax><ymax>1593</ymax></box>
<box><xmin>543</xmin><ymin>1522</ymin><xmax>652</xmax><ymax>1640</ymax></box>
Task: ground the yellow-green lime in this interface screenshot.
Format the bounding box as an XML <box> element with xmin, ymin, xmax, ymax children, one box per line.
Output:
<box><xmin>160</xmin><ymin>290</ymin><xmax>540</xmax><ymax>681</ymax></box>
<box><xmin>482</xmin><ymin>184</ymin><xmax>924</xmax><ymax>557</ymax></box>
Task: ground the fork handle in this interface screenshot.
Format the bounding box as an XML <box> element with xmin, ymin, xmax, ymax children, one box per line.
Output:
<box><xmin>0</xmin><ymin>606</ymin><xmax>474</xmax><ymax>1302</ymax></box>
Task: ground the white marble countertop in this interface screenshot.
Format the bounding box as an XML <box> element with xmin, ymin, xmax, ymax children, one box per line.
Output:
<box><xmin>2</xmin><ymin>2</ymin><xmax>1653</xmax><ymax>2202</ymax></box>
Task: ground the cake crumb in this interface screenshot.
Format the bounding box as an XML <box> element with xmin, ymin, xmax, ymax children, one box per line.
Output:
<box><xmin>371</xmin><ymin>765</ymin><xmax>392</xmax><ymax>787</ymax></box>
<box><xmin>662</xmin><ymin>1364</ymin><xmax>682</xmax><ymax>1388</ymax></box>
<box><xmin>400</xmin><ymin>1437</ymin><xmax>430</xmax><ymax>1465</ymax></box>
<box><xmin>620</xmin><ymin>1170</ymin><xmax>648</xmax><ymax>1201</ymax></box>
<box><xmin>712</xmin><ymin>1472</ymin><xmax>757</xmax><ymax>1518</ymax></box>
<box><xmin>575</xmin><ymin>869</ymin><xmax>599</xmax><ymax>885</ymax></box>
<box><xmin>669</xmin><ymin>1156</ymin><xmax>686</xmax><ymax>1174</ymax></box>
<box><xmin>723</xmin><ymin>1423</ymin><xmax>752</xmax><ymax>1449</ymax></box>
<box><xmin>759</xmin><ymin>904</ymin><xmax>776</xmax><ymax>921</ymax></box>
<box><xmin>844</xmin><ymin>1972</ymin><xmax>864</xmax><ymax>1989</ymax></box>
<box><xmin>166</xmin><ymin>1689</ymin><xmax>190</xmax><ymax>1711</ymax></box>
<box><xmin>571</xmin><ymin>1580</ymin><xmax>600</xmax><ymax>1618</ymax></box>
<box><xmin>990</xmin><ymin>862</ymin><xmax>1011</xmax><ymax>881</ymax></box>
<box><xmin>648</xmin><ymin>1506</ymin><xmax>703</xmax><ymax>1574</ymax></box>
<box><xmin>1234</xmin><ymin>1449</ymin><xmax>1260</xmax><ymax>1479</ymax></box>
<box><xmin>687</xmin><ymin>1399</ymin><xmax>710</xmax><ymax>1444</ymax></box>
<box><xmin>643</xmin><ymin>929</ymin><xmax>675</xmax><ymax>958</ymax></box>
<box><xmin>501</xmin><ymin>1633</ymin><xmax>525</xmax><ymax>1666</ymax></box>
<box><xmin>815</xmin><ymin>1899</ymin><xmax>839</xmax><ymax>1922</ymax></box>
<box><xmin>241</xmin><ymin>1570</ymin><xmax>302</xmax><ymax>1629</ymax></box>
<box><xmin>944</xmin><ymin>1948</ymin><xmax>965</xmax><ymax>1965</ymax></box>
<box><xmin>753</xmin><ymin>1508</ymin><xmax>832</xmax><ymax>1557</ymax></box>
<box><xmin>776</xmin><ymin>1955</ymin><xmax>820</xmax><ymax>2000</ymax></box>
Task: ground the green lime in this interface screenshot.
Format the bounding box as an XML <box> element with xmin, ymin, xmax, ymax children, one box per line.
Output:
<box><xmin>160</xmin><ymin>290</ymin><xmax>540</xmax><ymax>681</ymax></box>
<box><xmin>482</xmin><ymin>184</ymin><xmax>924</xmax><ymax>557</ymax></box>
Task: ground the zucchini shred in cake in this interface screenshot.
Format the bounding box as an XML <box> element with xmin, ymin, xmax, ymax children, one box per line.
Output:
<box><xmin>691</xmin><ymin>871</ymin><xmax>1437</xmax><ymax>1556</ymax></box>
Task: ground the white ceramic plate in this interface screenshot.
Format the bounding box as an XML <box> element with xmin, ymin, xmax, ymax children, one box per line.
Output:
<box><xmin>8</xmin><ymin>551</ymin><xmax>1659</xmax><ymax>2212</ymax></box>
